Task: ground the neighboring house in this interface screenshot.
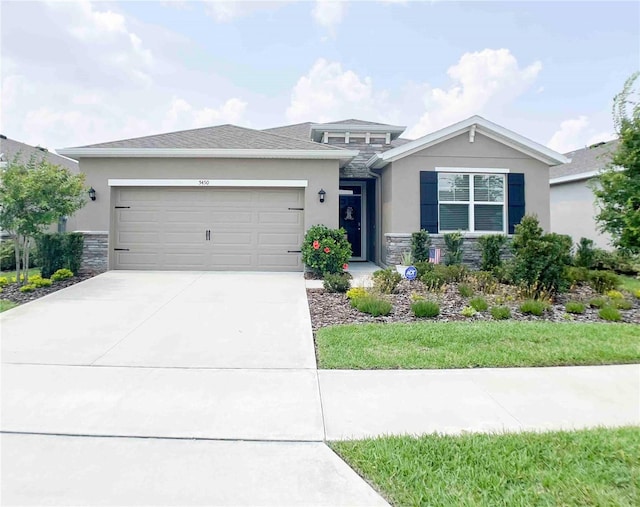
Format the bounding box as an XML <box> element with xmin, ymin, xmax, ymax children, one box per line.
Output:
<box><xmin>550</xmin><ymin>140</ymin><xmax>618</xmax><ymax>249</ymax></box>
<box><xmin>0</xmin><ymin>135</ymin><xmax>80</xmax><ymax>235</ymax></box>
<box><xmin>57</xmin><ymin>115</ymin><xmax>568</xmax><ymax>272</ymax></box>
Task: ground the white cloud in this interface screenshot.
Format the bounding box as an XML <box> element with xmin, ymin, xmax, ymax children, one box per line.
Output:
<box><xmin>203</xmin><ymin>1</ymin><xmax>291</xmax><ymax>22</ymax></box>
<box><xmin>406</xmin><ymin>48</ymin><xmax>542</xmax><ymax>138</ymax></box>
<box><xmin>548</xmin><ymin>116</ymin><xmax>616</xmax><ymax>153</ymax></box>
<box><xmin>163</xmin><ymin>97</ymin><xmax>248</xmax><ymax>131</ymax></box>
<box><xmin>65</xmin><ymin>0</ymin><xmax>127</xmax><ymax>40</ymax></box>
<box><xmin>312</xmin><ymin>0</ymin><xmax>346</xmax><ymax>35</ymax></box>
<box><xmin>286</xmin><ymin>58</ymin><xmax>395</xmax><ymax>123</ymax></box>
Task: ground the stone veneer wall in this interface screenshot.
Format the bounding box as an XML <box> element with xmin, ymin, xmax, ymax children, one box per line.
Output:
<box><xmin>78</xmin><ymin>232</ymin><xmax>108</xmax><ymax>274</ymax></box>
<box><xmin>384</xmin><ymin>233</ymin><xmax>512</xmax><ymax>269</ymax></box>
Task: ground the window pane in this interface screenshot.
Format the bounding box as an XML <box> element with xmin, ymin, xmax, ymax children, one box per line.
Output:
<box><xmin>438</xmin><ymin>174</ymin><xmax>469</xmax><ymax>201</ymax></box>
<box><xmin>474</xmin><ymin>175</ymin><xmax>504</xmax><ymax>202</ymax></box>
<box><xmin>474</xmin><ymin>205</ymin><xmax>503</xmax><ymax>231</ymax></box>
<box><xmin>440</xmin><ymin>204</ymin><xmax>469</xmax><ymax>231</ymax></box>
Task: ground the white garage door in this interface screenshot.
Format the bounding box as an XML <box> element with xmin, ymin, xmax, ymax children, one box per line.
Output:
<box><xmin>113</xmin><ymin>187</ymin><xmax>304</xmax><ymax>271</ymax></box>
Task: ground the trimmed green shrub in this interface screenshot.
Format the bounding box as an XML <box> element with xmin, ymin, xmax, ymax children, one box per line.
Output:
<box><xmin>51</xmin><ymin>268</ymin><xmax>74</xmax><ymax>282</ymax></box>
<box><xmin>458</xmin><ymin>283</ymin><xmax>474</xmax><ymax>298</ymax></box>
<box><xmin>511</xmin><ymin>216</ymin><xmax>572</xmax><ymax>296</ymax></box>
<box><xmin>301</xmin><ymin>225</ymin><xmax>351</xmax><ymax>275</ymax></box>
<box><xmin>469</xmin><ymin>296</ymin><xmax>489</xmax><ymax>312</ymax></box>
<box><xmin>605</xmin><ymin>290</ymin><xmax>624</xmax><ymax>300</ymax></box>
<box><xmin>592</xmin><ymin>249</ymin><xmax>640</xmax><ymax>275</ymax></box>
<box><xmin>634</xmin><ymin>289</ymin><xmax>640</xmax><ymax>299</ymax></box>
<box><xmin>372</xmin><ymin>268</ymin><xmax>402</xmax><ymax>294</ymax></box>
<box><xmin>411</xmin><ymin>300</ymin><xmax>440</xmax><ymax>318</ymax></box>
<box><xmin>323</xmin><ymin>273</ymin><xmax>351</xmax><ymax>293</ymax></box>
<box><xmin>588</xmin><ymin>270</ymin><xmax>620</xmax><ymax>293</ymax></box>
<box><xmin>575</xmin><ymin>237</ymin><xmax>596</xmax><ymax>268</ymax></box>
<box><xmin>37</xmin><ymin>233</ymin><xmax>84</xmax><ymax>278</ymax></box>
<box><xmin>413</xmin><ymin>261</ymin><xmax>433</xmax><ymax>278</ymax></box>
<box><xmin>589</xmin><ymin>297</ymin><xmax>607</xmax><ymax>309</ymax></box>
<box><xmin>443</xmin><ymin>232</ymin><xmax>464</xmax><ymax>266</ymax></box>
<box><xmin>411</xmin><ymin>230</ymin><xmax>432</xmax><ymax>262</ymax></box>
<box><xmin>598</xmin><ymin>306</ymin><xmax>622</xmax><ymax>321</ymax></box>
<box><xmin>566</xmin><ymin>266</ymin><xmax>590</xmax><ymax>285</ymax></box>
<box><xmin>354</xmin><ymin>296</ymin><xmax>392</xmax><ymax>316</ymax></box>
<box><xmin>490</xmin><ymin>306</ymin><xmax>511</xmax><ymax>320</ymax></box>
<box><xmin>565</xmin><ymin>301</ymin><xmax>586</xmax><ymax>314</ymax></box>
<box><xmin>478</xmin><ymin>234</ymin><xmax>507</xmax><ymax>271</ymax></box>
<box><xmin>0</xmin><ymin>277</ymin><xmax>8</xmax><ymax>288</ymax></box>
<box><xmin>19</xmin><ymin>284</ymin><xmax>37</xmax><ymax>292</ymax></box>
<box><xmin>461</xmin><ymin>306</ymin><xmax>477</xmax><ymax>318</ymax></box>
<box><xmin>520</xmin><ymin>299</ymin><xmax>548</xmax><ymax>316</ymax></box>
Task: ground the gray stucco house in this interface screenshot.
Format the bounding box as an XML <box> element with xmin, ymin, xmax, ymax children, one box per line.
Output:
<box><xmin>550</xmin><ymin>140</ymin><xmax>618</xmax><ymax>249</ymax></box>
<box><xmin>58</xmin><ymin>115</ymin><xmax>568</xmax><ymax>272</ymax></box>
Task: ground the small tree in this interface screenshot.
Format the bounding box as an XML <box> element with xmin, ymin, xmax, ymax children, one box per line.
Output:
<box><xmin>411</xmin><ymin>230</ymin><xmax>431</xmax><ymax>262</ymax></box>
<box><xmin>593</xmin><ymin>72</ymin><xmax>640</xmax><ymax>253</ymax></box>
<box><xmin>0</xmin><ymin>154</ymin><xmax>86</xmax><ymax>284</ymax></box>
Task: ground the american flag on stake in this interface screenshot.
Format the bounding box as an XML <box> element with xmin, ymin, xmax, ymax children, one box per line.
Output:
<box><xmin>428</xmin><ymin>247</ymin><xmax>441</xmax><ymax>264</ymax></box>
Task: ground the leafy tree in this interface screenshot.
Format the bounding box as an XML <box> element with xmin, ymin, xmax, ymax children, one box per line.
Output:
<box><xmin>0</xmin><ymin>154</ymin><xmax>86</xmax><ymax>284</ymax></box>
<box><xmin>593</xmin><ymin>72</ymin><xmax>640</xmax><ymax>253</ymax></box>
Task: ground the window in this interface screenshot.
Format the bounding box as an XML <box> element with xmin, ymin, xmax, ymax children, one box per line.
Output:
<box><xmin>438</xmin><ymin>173</ymin><xmax>505</xmax><ymax>232</ymax></box>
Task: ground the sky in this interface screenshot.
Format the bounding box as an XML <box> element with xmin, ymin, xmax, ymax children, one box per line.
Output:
<box><xmin>1</xmin><ymin>0</ymin><xmax>638</xmax><ymax>155</ymax></box>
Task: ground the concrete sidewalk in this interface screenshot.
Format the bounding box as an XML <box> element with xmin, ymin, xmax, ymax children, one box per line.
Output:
<box><xmin>319</xmin><ymin>364</ymin><xmax>640</xmax><ymax>440</ymax></box>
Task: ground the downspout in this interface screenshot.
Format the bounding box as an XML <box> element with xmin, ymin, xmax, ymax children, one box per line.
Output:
<box><xmin>365</xmin><ymin>168</ymin><xmax>383</xmax><ymax>267</ymax></box>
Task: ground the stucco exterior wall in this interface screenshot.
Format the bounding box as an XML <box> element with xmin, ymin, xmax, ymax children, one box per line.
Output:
<box><xmin>384</xmin><ymin>132</ymin><xmax>551</xmax><ymax>235</ymax></box>
<box><xmin>71</xmin><ymin>157</ymin><xmax>339</xmax><ymax>231</ymax></box>
<box><xmin>550</xmin><ymin>179</ymin><xmax>612</xmax><ymax>249</ymax></box>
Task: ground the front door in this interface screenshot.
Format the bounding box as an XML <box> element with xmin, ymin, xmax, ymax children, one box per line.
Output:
<box><xmin>339</xmin><ymin>194</ymin><xmax>362</xmax><ymax>259</ymax></box>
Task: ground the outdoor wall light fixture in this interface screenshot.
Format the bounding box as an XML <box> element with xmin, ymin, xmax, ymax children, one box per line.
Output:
<box><xmin>318</xmin><ymin>188</ymin><xmax>326</xmax><ymax>203</ymax></box>
<box><xmin>88</xmin><ymin>187</ymin><xmax>96</xmax><ymax>201</ymax></box>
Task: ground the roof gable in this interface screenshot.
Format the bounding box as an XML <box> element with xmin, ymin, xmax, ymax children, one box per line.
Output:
<box><xmin>0</xmin><ymin>135</ymin><xmax>78</xmax><ymax>172</ymax></box>
<box><xmin>367</xmin><ymin>115</ymin><xmax>569</xmax><ymax>168</ymax></box>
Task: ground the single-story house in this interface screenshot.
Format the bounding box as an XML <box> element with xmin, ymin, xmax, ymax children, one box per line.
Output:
<box><xmin>550</xmin><ymin>140</ymin><xmax>618</xmax><ymax>249</ymax></box>
<box><xmin>0</xmin><ymin>134</ymin><xmax>80</xmax><ymax>235</ymax></box>
<box><xmin>57</xmin><ymin>115</ymin><xmax>568</xmax><ymax>272</ymax></box>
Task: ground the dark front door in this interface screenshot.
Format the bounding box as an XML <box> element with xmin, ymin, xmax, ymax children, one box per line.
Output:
<box><xmin>339</xmin><ymin>195</ymin><xmax>361</xmax><ymax>258</ymax></box>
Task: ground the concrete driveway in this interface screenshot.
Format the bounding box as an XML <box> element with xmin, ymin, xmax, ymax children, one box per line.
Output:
<box><xmin>1</xmin><ymin>271</ymin><xmax>388</xmax><ymax>506</ymax></box>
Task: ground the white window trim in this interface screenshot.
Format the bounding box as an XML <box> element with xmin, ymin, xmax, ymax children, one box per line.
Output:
<box><xmin>438</xmin><ymin>173</ymin><xmax>507</xmax><ymax>234</ymax></box>
<box><xmin>436</xmin><ymin>167</ymin><xmax>510</xmax><ymax>174</ymax></box>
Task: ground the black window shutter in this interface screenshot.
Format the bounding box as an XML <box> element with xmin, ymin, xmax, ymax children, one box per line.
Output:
<box><xmin>507</xmin><ymin>173</ymin><xmax>525</xmax><ymax>234</ymax></box>
<box><xmin>420</xmin><ymin>171</ymin><xmax>438</xmax><ymax>233</ymax></box>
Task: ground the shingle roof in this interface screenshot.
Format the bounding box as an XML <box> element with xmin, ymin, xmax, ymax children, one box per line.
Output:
<box><xmin>331</xmin><ymin>119</ymin><xmax>396</xmax><ymax>126</ymax></box>
<box><xmin>71</xmin><ymin>124</ymin><xmax>343</xmax><ymax>151</ymax></box>
<box><xmin>550</xmin><ymin>140</ymin><xmax>619</xmax><ymax>180</ymax></box>
<box><xmin>0</xmin><ymin>135</ymin><xmax>78</xmax><ymax>172</ymax></box>
<box><xmin>262</xmin><ymin>122</ymin><xmax>314</xmax><ymax>141</ymax></box>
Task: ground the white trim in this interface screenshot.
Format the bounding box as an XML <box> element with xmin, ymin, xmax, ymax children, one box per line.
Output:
<box><xmin>57</xmin><ymin>147</ymin><xmax>358</xmax><ymax>160</ymax></box>
<box><xmin>550</xmin><ymin>171</ymin><xmax>599</xmax><ymax>185</ymax></box>
<box><xmin>72</xmin><ymin>230</ymin><xmax>109</xmax><ymax>235</ymax></box>
<box><xmin>108</xmin><ymin>179</ymin><xmax>309</xmax><ymax>188</ymax></box>
<box><xmin>436</xmin><ymin>167</ymin><xmax>510</xmax><ymax>174</ymax></box>
<box><xmin>367</xmin><ymin>115</ymin><xmax>569</xmax><ymax>168</ymax></box>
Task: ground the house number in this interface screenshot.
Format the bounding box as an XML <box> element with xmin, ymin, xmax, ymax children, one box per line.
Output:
<box><xmin>198</xmin><ymin>180</ymin><xmax>210</xmax><ymax>186</ymax></box>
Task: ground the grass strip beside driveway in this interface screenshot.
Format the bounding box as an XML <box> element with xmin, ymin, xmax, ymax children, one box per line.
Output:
<box><xmin>331</xmin><ymin>427</ymin><xmax>640</xmax><ymax>507</ymax></box>
<box><xmin>316</xmin><ymin>322</ymin><xmax>640</xmax><ymax>369</ymax></box>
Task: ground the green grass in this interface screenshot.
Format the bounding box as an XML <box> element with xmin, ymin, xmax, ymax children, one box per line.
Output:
<box><xmin>315</xmin><ymin>321</ymin><xmax>640</xmax><ymax>369</ymax></box>
<box><xmin>0</xmin><ymin>299</ymin><xmax>18</xmax><ymax>312</ymax></box>
<box><xmin>620</xmin><ymin>275</ymin><xmax>640</xmax><ymax>293</ymax></box>
<box><xmin>0</xmin><ymin>267</ymin><xmax>40</xmax><ymax>279</ymax></box>
<box><xmin>331</xmin><ymin>427</ymin><xmax>640</xmax><ymax>507</ymax></box>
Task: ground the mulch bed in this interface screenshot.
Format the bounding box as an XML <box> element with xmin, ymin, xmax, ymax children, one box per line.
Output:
<box><xmin>307</xmin><ymin>279</ymin><xmax>640</xmax><ymax>332</ymax></box>
<box><xmin>0</xmin><ymin>273</ymin><xmax>97</xmax><ymax>306</ymax></box>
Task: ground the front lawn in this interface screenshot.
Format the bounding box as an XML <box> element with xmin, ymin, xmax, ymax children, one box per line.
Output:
<box><xmin>316</xmin><ymin>321</ymin><xmax>640</xmax><ymax>369</ymax></box>
<box><xmin>0</xmin><ymin>299</ymin><xmax>18</xmax><ymax>313</ymax></box>
<box><xmin>621</xmin><ymin>275</ymin><xmax>640</xmax><ymax>293</ymax></box>
<box><xmin>331</xmin><ymin>427</ymin><xmax>640</xmax><ymax>507</ymax></box>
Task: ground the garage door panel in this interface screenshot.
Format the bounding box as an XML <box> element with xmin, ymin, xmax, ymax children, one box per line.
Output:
<box><xmin>258</xmin><ymin>211</ymin><xmax>302</xmax><ymax>225</ymax></box>
<box><xmin>113</xmin><ymin>187</ymin><xmax>304</xmax><ymax>271</ymax></box>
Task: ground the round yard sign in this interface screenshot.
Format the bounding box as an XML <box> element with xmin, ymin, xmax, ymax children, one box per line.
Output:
<box><xmin>405</xmin><ymin>266</ymin><xmax>418</xmax><ymax>281</ymax></box>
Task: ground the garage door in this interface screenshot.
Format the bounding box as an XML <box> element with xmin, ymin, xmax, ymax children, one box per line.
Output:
<box><xmin>113</xmin><ymin>187</ymin><xmax>304</xmax><ymax>271</ymax></box>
